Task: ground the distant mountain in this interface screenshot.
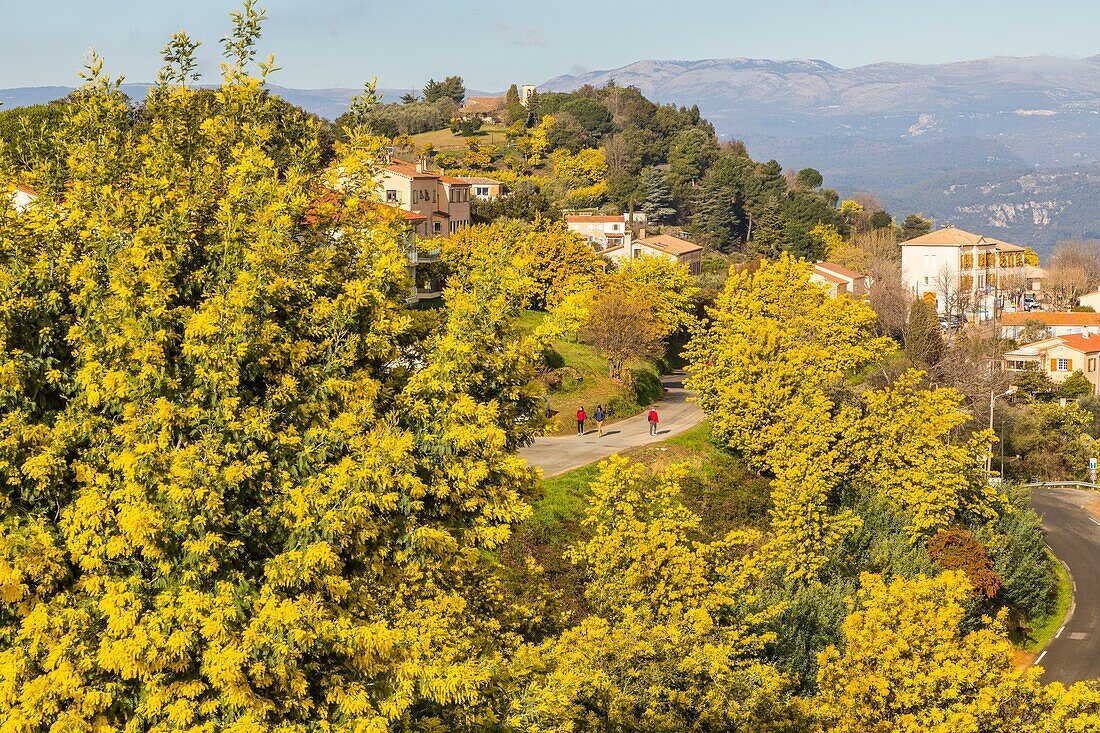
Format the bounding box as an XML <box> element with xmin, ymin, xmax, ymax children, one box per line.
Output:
<box><xmin>543</xmin><ymin>56</ymin><xmax>1100</xmax><ymax>256</ymax></box>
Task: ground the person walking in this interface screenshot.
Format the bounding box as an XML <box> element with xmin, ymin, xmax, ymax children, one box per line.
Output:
<box><xmin>576</xmin><ymin>406</ymin><xmax>587</xmax><ymax>436</ymax></box>
<box><xmin>647</xmin><ymin>407</ymin><xmax>659</xmax><ymax>436</ymax></box>
<box><xmin>594</xmin><ymin>404</ymin><xmax>606</xmax><ymax>437</ymax></box>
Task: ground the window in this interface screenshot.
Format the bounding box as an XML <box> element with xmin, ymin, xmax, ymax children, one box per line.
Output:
<box><xmin>474</xmin><ymin>186</ymin><xmax>489</xmax><ymax>197</ymax></box>
<box><xmin>412</xmin><ymin>190</ymin><xmax>419</xmax><ymax>204</ymax></box>
<box><xmin>924</xmin><ymin>276</ymin><xmax>930</xmax><ymax>285</ymax></box>
<box><xmin>385</xmin><ymin>189</ymin><xmax>398</xmax><ymax>203</ymax></box>
<box><xmin>1057</xmin><ymin>358</ymin><xmax>1070</xmax><ymax>372</ymax></box>
<box><xmin>690</xmin><ymin>260</ymin><xmax>701</xmax><ymax>276</ymax></box>
<box><xmin>433</xmin><ymin>221</ymin><xmax>442</xmax><ymax>234</ymax></box>
<box><xmin>1090</xmin><ymin>358</ymin><xmax>1097</xmax><ymax>372</ymax></box>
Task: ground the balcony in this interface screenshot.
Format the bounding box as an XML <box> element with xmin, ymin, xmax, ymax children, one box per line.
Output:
<box><xmin>417</xmin><ymin>247</ymin><xmax>442</xmax><ymax>263</ymax></box>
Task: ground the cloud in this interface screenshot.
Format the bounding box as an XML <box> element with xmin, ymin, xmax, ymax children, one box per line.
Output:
<box><xmin>493</xmin><ymin>20</ymin><xmax>547</xmax><ymax>47</ymax></box>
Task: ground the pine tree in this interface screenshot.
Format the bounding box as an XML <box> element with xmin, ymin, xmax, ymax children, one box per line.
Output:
<box><xmin>904</xmin><ymin>297</ymin><xmax>945</xmax><ymax>367</ymax></box>
<box><xmin>639</xmin><ymin>168</ymin><xmax>677</xmax><ymax>224</ymax></box>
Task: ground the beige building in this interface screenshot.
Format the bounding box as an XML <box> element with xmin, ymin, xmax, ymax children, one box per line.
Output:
<box><xmin>605</xmin><ymin>233</ymin><xmax>703</xmax><ymax>275</ymax></box>
<box><xmin>566</xmin><ymin>214</ymin><xmax>631</xmax><ymax>250</ymax></box>
<box><xmin>458</xmin><ymin>176</ymin><xmax>508</xmax><ymax>200</ymax></box>
<box><xmin>1003</xmin><ymin>334</ymin><xmax>1100</xmax><ymax>393</ymax></box>
<box><xmin>810</xmin><ymin>261</ymin><xmax>870</xmax><ymax>298</ymax></box>
<box><xmin>999</xmin><ymin>311</ymin><xmax>1100</xmax><ymax>342</ymax></box>
<box><xmin>378</xmin><ymin>159</ymin><xmax>471</xmax><ymax>237</ymax></box>
<box><xmin>899</xmin><ymin>226</ymin><xmax>1026</xmax><ymax>321</ymax></box>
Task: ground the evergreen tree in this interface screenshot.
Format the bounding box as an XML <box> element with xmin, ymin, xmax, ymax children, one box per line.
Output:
<box><xmin>748</xmin><ymin>200</ymin><xmax>785</xmax><ymax>260</ymax></box>
<box><xmin>639</xmin><ymin>168</ymin><xmax>677</xmax><ymax>224</ymax></box>
<box><xmin>904</xmin><ymin>298</ymin><xmax>945</xmax><ymax>367</ymax></box>
<box><xmin>900</xmin><ymin>213</ymin><xmax>933</xmax><ymax>242</ymax></box>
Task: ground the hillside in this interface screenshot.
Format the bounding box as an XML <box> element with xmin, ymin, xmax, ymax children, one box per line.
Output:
<box><xmin>542</xmin><ymin>55</ymin><xmax>1100</xmax><ymax>255</ymax></box>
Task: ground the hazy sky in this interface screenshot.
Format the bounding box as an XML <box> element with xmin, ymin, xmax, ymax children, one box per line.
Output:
<box><xmin>3</xmin><ymin>0</ymin><xmax>1100</xmax><ymax>91</ymax></box>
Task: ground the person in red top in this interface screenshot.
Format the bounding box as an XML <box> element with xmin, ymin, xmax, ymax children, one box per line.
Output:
<box><xmin>576</xmin><ymin>406</ymin><xmax>587</xmax><ymax>436</ymax></box>
<box><xmin>647</xmin><ymin>407</ymin><xmax>659</xmax><ymax>436</ymax></box>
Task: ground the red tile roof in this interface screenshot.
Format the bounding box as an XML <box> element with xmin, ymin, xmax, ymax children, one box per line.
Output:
<box><xmin>1058</xmin><ymin>334</ymin><xmax>1100</xmax><ymax>353</ymax></box>
<box><xmin>1001</xmin><ymin>312</ymin><xmax>1100</xmax><ymax>326</ymax></box>
<box><xmin>636</xmin><ymin>234</ymin><xmax>702</xmax><ymax>256</ymax></box>
<box><xmin>815</xmin><ymin>261</ymin><xmax>865</xmax><ymax>280</ymax></box>
<box><xmin>566</xmin><ymin>215</ymin><xmax>624</xmax><ymax>223</ymax></box>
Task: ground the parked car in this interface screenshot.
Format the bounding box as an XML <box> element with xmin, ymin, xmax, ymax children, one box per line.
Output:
<box><xmin>1023</xmin><ymin>294</ymin><xmax>1040</xmax><ymax>311</ymax></box>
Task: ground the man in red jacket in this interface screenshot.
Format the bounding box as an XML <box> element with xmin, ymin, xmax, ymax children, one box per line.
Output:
<box><xmin>647</xmin><ymin>407</ymin><xmax>659</xmax><ymax>436</ymax></box>
<box><xmin>576</xmin><ymin>406</ymin><xmax>587</xmax><ymax>436</ymax></box>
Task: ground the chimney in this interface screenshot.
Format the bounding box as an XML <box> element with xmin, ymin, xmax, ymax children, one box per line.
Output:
<box><xmin>638</xmin><ymin>227</ymin><xmax>646</xmax><ymax>240</ymax></box>
<box><xmin>415</xmin><ymin>155</ymin><xmax>431</xmax><ymax>174</ymax></box>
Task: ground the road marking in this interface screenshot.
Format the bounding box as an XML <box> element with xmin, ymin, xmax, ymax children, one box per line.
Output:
<box><xmin>1069</xmin><ymin>632</ymin><xmax>1088</xmax><ymax>640</ymax></box>
<box><xmin>1091</xmin><ymin>517</ymin><xmax>1100</xmax><ymax>528</ymax></box>
<box><xmin>1035</xmin><ymin>650</ymin><xmax>1048</xmax><ymax>666</ymax></box>
<box><xmin>1056</xmin><ymin>625</ymin><xmax>1066</xmax><ymax>638</ymax></box>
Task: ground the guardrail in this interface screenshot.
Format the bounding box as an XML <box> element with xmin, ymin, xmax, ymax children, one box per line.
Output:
<box><xmin>1025</xmin><ymin>481</ymin><xmax>1100</xmax><ymax>491</ymax></box>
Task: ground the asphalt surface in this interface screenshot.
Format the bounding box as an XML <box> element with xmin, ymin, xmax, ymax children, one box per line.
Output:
<box><xmin>518</xmin><ymin>371</ymin><xmax>703</xmax><ymax>478</ymax></box>
<box><xmin>1031</xmin><ymin>486</ymin><xmax>1100</xmax><ymax>684</ymax></box>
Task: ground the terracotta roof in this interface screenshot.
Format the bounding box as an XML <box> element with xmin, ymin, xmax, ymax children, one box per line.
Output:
<box><xmin>1001</xmin><ymin>312</ymin><xmax>1100</xmax><ymax>327</ymax></box>
<box><xmin>439</xmin><ymin>176</ymin><xmax>470</xmax><ymax>186</ymax></box>
<box><xmin>14</xmin><ymin>184</ymin><xmax>38</xmax><ymax>196</ymax></box>
<box><xmin>636</xmin><ymin>234</ymin><xmax>702</xmax><ymax>256</ymax></box>
<box><xmin>899</xmin><ymin>226</ymin><xmax>1023</xmax><ymax>248</ymax></box>
<box><xmin>566</xmin><ymin>215</ymin><xmax>625</xmax><ymax>223</ymax></box>
<box><xmin>460</xmin><ymin>96</ymin><xmax>505</xmax><ymax>113</ymax></box>
<box><xmin>812</xmin><ymin>270</ymin><xmax>848</xmax><ymax>285</ymax></box>
<box><xmin>457</xmin><ymin>176</ymin><xmax>503</xmax><ymax>185</ymax></box>
<box><xmin>386</xmin><ymin>162</ymin><xmax>439</xmax><ymax>179</ymax></box>
<box><xmin>433</xmin><ymin>210</ymin><xmax>450</xmax><ymax>218</ymax></box>
<box><xmin>1057</xmin><ymin>334</ymin><xmax>1100</xmax><ymax>353</ymax></box>
<box><xmin>400</xmin><ymin>209</ymin><xmax>426</xmax><ymax>221</ymax></box>
<box><xmin>814</xmin><ymin>261</ymin><xmax>865</xmax><ymax>281</ymax></box>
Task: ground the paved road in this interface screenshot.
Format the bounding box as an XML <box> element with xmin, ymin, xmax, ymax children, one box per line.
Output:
<box><xmin>1031</xmin><ymin>486</ymin><xmax>1100</xmax><ymax>683</ymax></box>
<box><xmin>519</xmin><ymin>371</ymin><xmax>703</xmax><ymax>478</ymax></box>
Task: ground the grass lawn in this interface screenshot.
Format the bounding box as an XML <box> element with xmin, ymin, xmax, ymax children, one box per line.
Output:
<box><xmin>503</xmin><ymin>420</ymin><xmax>767</xmax><ymax>618</ymax></box>
<box><xmin>409</xmin><ymin>124</ymin><xmax>510</xmax><ymax>151</ymax></box>
<box><xmin>520</xmin><ymin>310</ymin><xmax>665</xmax><ymax>435</ymax></box>
<box><xmin>1020</xmin><ymin>551</ymin><xmax>1074</xmax><ymax>653</ymax></box>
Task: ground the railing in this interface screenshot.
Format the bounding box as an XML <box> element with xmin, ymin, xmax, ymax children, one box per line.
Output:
<box><xmin>417</xmin><ymin>248</ymin><xmax>442</xmax><ymax>262</ymax></box>
<box><xmin>1026</xmin><ymin>481</ymin><xmax>1100</xmax><ymax>491</ymax></box>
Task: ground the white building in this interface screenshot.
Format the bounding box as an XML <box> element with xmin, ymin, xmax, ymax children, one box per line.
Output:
<box><xmin>810</xmin><ymin>261</ymin><xmax>870</xmax><ymax>298</ymax></box>
<box><xmin>9</xmin><ymin>184</ymin><xmax>37</xmax><ymax>213</ymax></box>
<box><xmin>899</xmin><ymin>226</ymin><xmax>1026</xmax><ymax>321</ymax></box>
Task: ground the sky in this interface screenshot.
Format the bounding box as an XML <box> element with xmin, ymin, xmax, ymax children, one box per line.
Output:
<box><xmin>3</xmin><ymin>0</ymin><xmax>1100</xmax><ymax>91</ymax></box>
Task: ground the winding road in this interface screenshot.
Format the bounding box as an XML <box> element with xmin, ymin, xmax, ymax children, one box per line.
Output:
<box><xmin>1031</xmin><ymin>486</ymin><xmax>1100</xmax><ymax>683</ymax></box>
<box><xmin>519</xmin><ymin>371</ymin><xmax>703</xmax><ymax>478</ymax></box>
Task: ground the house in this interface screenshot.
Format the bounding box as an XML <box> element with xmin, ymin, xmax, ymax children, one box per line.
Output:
<box><xmin>457</xmin><ymin>176</ymin><xmax>507</xmax><ymax>200</ymax></box>
<box><xmin>459</xmin><ymin>96</ymin><xmax>505</xmax><ymax>124</ymax></box>
<box><xmin>1003</xmin><ymin>334</ymin><xmax>1100</xmax><ymax>393</ymax></box>
<box><xmin>565</xmin><ymin>214</ymin><xmax>631</xmax><ymax>250</ymax></box>
<box><xmin>520</xmin><ymin>85</ymin><xmax>537</xmax><ymax>107</ymax></box>
<box><xmin>810</xmin><ymin>261</ymin><xmax>870</xmax><ymax>297</ymax></box>
<box><xmin>1078</xmin><ymin>290</ymin><xmax>1100</xmax><ymax>311</ymax></box>
<box><xmin>604</xmin><ymin>233</ymin><xmax>703</xmax><ymax>275</ymax></box>
<box><xmin>377</xmin><ymin>158</ymin><xmax>471</xmax><ymax>237</ymax></box>
<box><xmin>999</xmin><ymin>311</ymin><xmax>1100</xmax><ymax>342</ymax></box>
<box><xmin>9</xmin><ymin>184</ymin><xmax>37</xmax><ymax>213</ymax></box>
<box><xmin>899</xmin><ymin>226</ymin><xmax>1026</xmax><ymax>321</ymax></box>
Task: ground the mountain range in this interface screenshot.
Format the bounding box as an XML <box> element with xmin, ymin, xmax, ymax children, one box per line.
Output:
<box><xmin>542</xmin><ymin>56</ymin><xmax>1100</xmax><ymax>256</ymax></box>
<box><xmin>7</xmin><ymin>55</ymin><xmax>1100</xmax><ymax>256</ymax></box>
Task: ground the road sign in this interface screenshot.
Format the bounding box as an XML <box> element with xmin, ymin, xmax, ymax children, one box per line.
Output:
<box><xmin>1090</xmin><ymin>457</ymin><xmax>1097</xmax><ymax>483</ymax></box>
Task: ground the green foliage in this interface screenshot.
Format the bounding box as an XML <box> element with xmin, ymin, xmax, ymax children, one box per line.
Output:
<box><xmin>639</xmin><ymin>168</ymin><xmax>677</xmax><ymax>224</ymax></box>
<box><xmin>899</xmin><ymin>212</ymin><xmax>933</xmax><ymax>242</ymax></box>
<box><xmin>423</xmin><ymin>75</ymin><xmax>466</xmax><ymax>105</ymax></box>
<box><xmin>1057</xmin><ymin>369</ymin><xmax>1093</xmax><ymax>398</ymax></box>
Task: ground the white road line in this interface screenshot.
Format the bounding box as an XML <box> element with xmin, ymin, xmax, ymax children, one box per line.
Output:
<box><xmin>1056</xmin><ymin>624</ymin><xmax>1066</xmax><ymax>638</ymax></box>
<box><xmin>1090</xmin><ymin>517</ymin><xmax>1100</xmax><ymax>528</ymax></box>
<box><xmin>1035</xmin><ymin>650</ymin><xmax>1048</xmax><ymax>666</ymax></box>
